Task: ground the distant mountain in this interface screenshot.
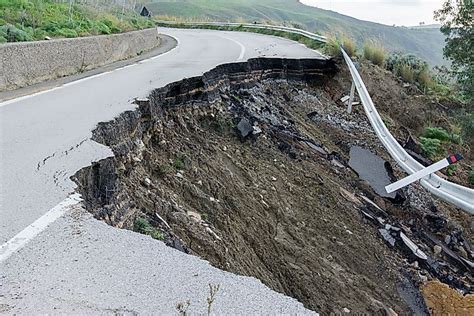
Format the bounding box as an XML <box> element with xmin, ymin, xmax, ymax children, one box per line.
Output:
<box><xmin>146</xmin><ymin>0</ymin><xmax>447</xmax><ymax>66</ymax></box>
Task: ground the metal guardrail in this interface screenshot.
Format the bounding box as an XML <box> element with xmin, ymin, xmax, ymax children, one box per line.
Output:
<box><xmin>156</xmin><ymin>21</ymin><xmax>328</xmax><ymax>43</ymax></box>
<box><xmin>340</xmin><ymin>49</ymin><xmax>474</xmax><ymax>214</ymax></box>
<box><xmin>158</xmin><ymin>21</ymin><xmax>474</xmax><ymax>214</ymax></box>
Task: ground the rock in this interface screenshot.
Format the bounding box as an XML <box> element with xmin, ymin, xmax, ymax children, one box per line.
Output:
<box><xmin>433</xmin><ymin>245</ymin><xmax>442</xmax><ymax>255</ymax></box>
<box><xmin>222</xmin><ymin>146</ymin><xmax>227</xmax><ymax>152</ymax></box>
<box><xmin>187</xmin><ymin>211</ymin><xmax>202</xmax><ymax>222</ymax></box>
<box><xmin>237</xmin><ymin>118</ymin><xmax>253</xmax><ymax>138</ymax></box>
<box><xmin>117</xmin><ymin>162</ymin><xmax>126</xmax><ymax>171</ymax></box>
<box><xmin>343</xmin><ymin>307</ymin><xmax>350</xmax><ymax>313</ymax></box>
<box><xmin>197</xmin><ymin>180</ymin><xmax>203</xmax><ymax>186</ymax></box>
<box><xmin>176</xmin><ymin>172</ymin><xmax>184</xmax><ymax>179</ymax></box>
<box><xmin>132</xmin><ymin>156</ymin><xmax>142</xmax><ymax>163</ymax></box>
<box><xmin>143</xmin><ymin>178</ymin><xmax>152</xmax><ymax>187</ymax></box>
<box><xmin>252</xmin><ymin>125</ymin><xmax>262</xmax><ymax>135</ymax></box>
<box><xmin>457</xmin><ymin>246</ymin><xmax>468</xmax><ymax>259</ymax></box>
<box><xmin>379</xmin><ymin>229</ymin><xmax>396</xmax><ymax>247</ymax></box>
<box><xmin>445</xmin><ymin>235</ymin><xmax>451</xmax><ymax>245</ymax></box>
<box><xmin>44</xmin><ymin>36</ymin><xmax>51</xmax><ymax>40</ymax></box>
<box><xmin>271</xmin><ymin>176</ymin><xmax>277</xmax><ymax>182</ymax></box>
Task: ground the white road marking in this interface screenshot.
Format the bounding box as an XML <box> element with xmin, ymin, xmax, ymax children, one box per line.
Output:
<box><xmin>218</xmin><ymin>35</ymin><xmax>246</xmax><ymax>61</ymax></box>
<box><xmin>0</xmin><ymin>34</ymin><xmax>180</xmax><ymax>108</ymax></box>
<box><xmin>0</xmin><ymin>194</ymin><xmax>82</xmax><ymax>262</ymax></box>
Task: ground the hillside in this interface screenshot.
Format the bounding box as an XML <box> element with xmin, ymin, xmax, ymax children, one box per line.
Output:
<box><xmin>146</xmin><ymin>0</ymin><xmax>447</xmax><ymax>66</ymax></box>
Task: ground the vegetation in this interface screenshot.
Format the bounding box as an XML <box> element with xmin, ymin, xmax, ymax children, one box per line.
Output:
<box><xmin>435</xmin><ymin>0</ymin><xmax>474</xmax><ymax>101</ymax></box>
<box><xmin>469</xmin><ymin>169</ymin><xmax>474</xmax><ymax>185</ymax></box>
<box><xmin>133</xmin><ymin>217</ymin><xmax>164</xmax><ymax>240</ymax></box>
<box><xmin>363</xmin><ymin>40</ymin><xmax>386</xmax><ymax>66</ymax></box>
<box><xmin>321</xmin><ymin>34</ymin><xmax>355</xmax><ymax>57</ymax></box>
<box><xmin>0</xmin><ymin>0</ymin><xmax>154</xmax><ymax>42</ymax></box>
<box><xmin>420</xmin><ymin>127</ymin><xmax>461</xmax><ymax>159</ymax></box>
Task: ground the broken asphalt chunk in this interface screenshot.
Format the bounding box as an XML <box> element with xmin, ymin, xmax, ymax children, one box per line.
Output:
<box><xmin>236</xmin><ymin>118</ymin><xmax>253</xmax><ymax>138</ymax></box>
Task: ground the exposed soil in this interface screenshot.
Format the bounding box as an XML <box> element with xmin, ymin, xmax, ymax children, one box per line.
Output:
<box><xmin>422</xmin><ymin>281</ymin><xmax>474</xmax><ymax>315</ymax></box>
<box><xmin>74</xmin><ymin>57</ymin><xmax>473</xmax><ymax>314</ymax></box>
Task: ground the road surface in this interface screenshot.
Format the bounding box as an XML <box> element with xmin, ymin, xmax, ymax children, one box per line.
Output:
<box><xmin>0</xmin><ymin>28</ymin><xmax>321</xmax><ymax>314</ymax></box>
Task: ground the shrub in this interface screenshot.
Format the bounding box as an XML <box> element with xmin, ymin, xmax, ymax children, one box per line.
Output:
<box><xmin>0</xmin><ymin>24</ymin><xmax>32</xmax><ymax>41</ymax></box>
<box><xmin>422</xmin><ymin>127</ymin><xmax>451</xmax><ymax>141</ymax></box>
<box><xmin>94</xmin><ymin>22</ymin><xmax>111</xmax><ymax>35</ymax></box>
<box><xmin>363</xmin><ymin>40</ymin><xmax>386</xmax><ymax>66</ymax></box>
<box><xmin>0</xmin><ymin>36</ymin><xmax>6</xmax><ymax>43</ymax></box>
<box><xmin>420</xmin><ymin>137</ymin><xmax>442</xmax><ymax>159</ymax></box>
<box><xmin>469</xmin><ymin>169</ymin><xmax>474</xmax><ymax>186</ymax></box>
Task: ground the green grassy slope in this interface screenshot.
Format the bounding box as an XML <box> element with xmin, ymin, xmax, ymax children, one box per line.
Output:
<box><xmin>0</xmin><ymin>0</ymin><xmax>154</xmax><ymax>43</ymax></box>
<box><xmin>147</xmin><ymin>0</ymin><xmax>447</xmax><ymax>66</ymax></box>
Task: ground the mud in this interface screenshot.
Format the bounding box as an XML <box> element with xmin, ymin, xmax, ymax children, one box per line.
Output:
<box><xmin>74</xmin><ymin>57</ymin><xmax>473</xmax><ymax>314</ymax></box>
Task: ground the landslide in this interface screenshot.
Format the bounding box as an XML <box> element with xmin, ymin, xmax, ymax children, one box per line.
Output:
<box><xmin>74</xmin><ymin>57</ymin><xmax>473</xmax><ymax>314</ymax></box>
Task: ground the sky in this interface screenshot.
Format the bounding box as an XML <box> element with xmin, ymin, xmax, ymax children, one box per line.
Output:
<box><xmin>299</xmin><ymin>0</ymin><xmax>445</xmax><ymax>26</ymax></box>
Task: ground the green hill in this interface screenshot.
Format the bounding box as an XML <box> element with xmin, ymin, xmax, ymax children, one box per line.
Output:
<box><xmin>146</xmin><ymin>0</ymin><xmax>447</xmax><ymax>66</ymax></box>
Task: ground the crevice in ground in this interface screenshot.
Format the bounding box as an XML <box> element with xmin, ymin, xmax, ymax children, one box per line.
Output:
<box><xmin>73</xmin><ymin>57</ymin><xmax>473</xmax><ymax>314</ymax></box>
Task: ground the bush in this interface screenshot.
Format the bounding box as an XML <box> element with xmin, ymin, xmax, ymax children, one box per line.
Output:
<box><xmin>469</xmin><ymin>169</ymin><xmax>474</xmax><ymax>186</ymax></box>
<box><xmin>0</xmin><ymin>36</ymin><xmax>6</xmax><ymax>43</ymax></box>
<box><xmin>363</xmin><ymin>40</ymin><xmax>386</xmax><ymax>66</ymax></box>
<box><xmin>0</xmin><ymin>24</ymin><xmax>32</xmax><ymax>42</ymax></box>
<box><xmin>422</xmin><ymin>127</ymin><xmax>451</xmax><ymax>141</ymax></box>
<box><xmin>420</xmin><ymin>137</ymin><xmax>442</xmax><ymax>159</ymax></box>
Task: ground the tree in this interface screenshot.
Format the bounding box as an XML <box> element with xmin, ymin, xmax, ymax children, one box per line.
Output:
<box><xmin>435</xmin><ymin>0</ymin><xmax>474</xmax><ymax>100</ymax></box>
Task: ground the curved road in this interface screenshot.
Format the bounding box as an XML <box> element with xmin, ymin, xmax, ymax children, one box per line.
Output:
<box><xmin>0</xmin><ymin>28</ymin><xmax>320</xmax><ymax>314</ymax></box>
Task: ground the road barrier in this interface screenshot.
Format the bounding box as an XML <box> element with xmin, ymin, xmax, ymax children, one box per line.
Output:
<box><xmin>158</xmin><ymin>21</ymin><xmax>474</xmax><ymax>214</ymax></box>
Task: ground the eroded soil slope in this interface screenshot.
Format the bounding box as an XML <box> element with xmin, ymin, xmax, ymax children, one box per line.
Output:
<box><xmin>75</xmin><ymin>58</ymin><xmax>473</xmax><ymax>314</ymax></box>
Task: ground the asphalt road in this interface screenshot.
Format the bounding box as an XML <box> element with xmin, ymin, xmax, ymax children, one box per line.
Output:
<box><xmin>0</xmin><ymin>28</ymin><xmax>321</xmax><ymax>313</ymax></box>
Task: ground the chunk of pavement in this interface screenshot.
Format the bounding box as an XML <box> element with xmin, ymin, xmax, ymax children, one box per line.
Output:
<box><xmin>252</xmin><ymin>125</ymin><xmax>262</xmax><ymax>135</ymax></box>
<box><xmin>433</xmin><ymin>245</ymin><xmax>442</xmax><ymax>255</ymax></box>
<box><xmin>237</xmin><ymin>118</ymin><xmax>253</xmax><ymax>138</ymax></box>
<box><xmin>379</xmin><ymin>229</ymin><xmax>396</xmax><ymax>247</ymax></box>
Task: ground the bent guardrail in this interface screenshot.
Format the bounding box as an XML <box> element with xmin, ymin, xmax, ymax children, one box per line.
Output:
<box><xmin>158</xmin><ymin>20</ymin><xmax>474</xmax><ymax>214</ymax></box>
<box><xmin>340</xmin><ymin>48</ymin><xmax>474</xmax><ymax>214</ymax></box>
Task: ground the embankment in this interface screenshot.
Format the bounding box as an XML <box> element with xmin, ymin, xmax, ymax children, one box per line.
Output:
<box><xmin>0</xmin><ymin>28</ymin><xmax>161</xmax><ymax>91</ymax></box>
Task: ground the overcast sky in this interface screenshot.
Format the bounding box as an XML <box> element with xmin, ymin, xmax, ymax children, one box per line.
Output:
<box><xmin>300</xmin><ymin>0</ymin><xmax>445</xmax><ymax>26</ymax></box>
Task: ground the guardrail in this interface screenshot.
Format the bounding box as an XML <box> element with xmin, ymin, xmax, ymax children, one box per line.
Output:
<box><xmin>340</xmin><ymin>49</ymin><xmax>474</xmax><ymax>214</ymax></box>
<box><xmin>158</xmin><ymin>21</ymin><xmax>474</xmax><ymax>214</ymax></box>
<box><xmin>156</xmin><ymin>21</ymin><xmax>328</xmax><ymax>43</ymax></box>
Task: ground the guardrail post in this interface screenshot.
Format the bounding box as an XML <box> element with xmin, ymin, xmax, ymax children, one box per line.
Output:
<box><xmin>347</xmin><ymin>81</ymin><xmax>355</xmax><ymax>114</ymax></box>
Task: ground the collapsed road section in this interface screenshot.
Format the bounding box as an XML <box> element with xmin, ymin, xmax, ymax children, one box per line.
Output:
<box><xmin>74</xmin><ymin>57</ymin><xmax>473</xmax><ymax>314</ymax></box>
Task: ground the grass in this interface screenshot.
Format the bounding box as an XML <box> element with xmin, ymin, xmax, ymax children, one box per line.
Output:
<box><xmin>363</xmin><ymin>40</ymin><xmax>386</xmax><ymax>66</ymax></box>
<box><xmin>322</xmin><ymin>34</ymin><xmax>355</xmax><ymax>57</ymax></box>
<box><xmin>133</xmin><ymin>217</ymin><xmax>164</xmax><ymax>240</ymax></box>
<box><xmin>0</xmin><ymin>0</ymin><xmax>154</xmax><ymax>42</ymax></box>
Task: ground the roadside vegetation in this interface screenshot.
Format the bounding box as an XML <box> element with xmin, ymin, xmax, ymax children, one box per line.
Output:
<box><xmin>0</xmin><ymin>0</ymin><xmax>154</xmax><ymax>43</ymax></box>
